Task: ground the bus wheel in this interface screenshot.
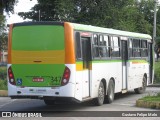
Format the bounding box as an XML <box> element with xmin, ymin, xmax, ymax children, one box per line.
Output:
<box><xmin>105</xmin><ymin>80</ymin><xmax>115</xmax><ymax>103</ymax></box>
<box><xmin>44</xmin><ymin>99</ymin><xmax>55</xmax><ymax>105</ymax></box>
<box><xmin>134</xmin><ymin>76</ymin><xmax>147</xmax><ymax>94</ymax></box>
<box><xmin>94</xmin><ymin>81</ymin><xmax>105</xmax><ymax>106</ymax></box>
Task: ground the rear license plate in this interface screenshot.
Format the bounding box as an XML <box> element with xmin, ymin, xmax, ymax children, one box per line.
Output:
<box><xmin>33</xmin><ymin>78</ymin><xmax>44</xmax><ymax>82</ymax></box>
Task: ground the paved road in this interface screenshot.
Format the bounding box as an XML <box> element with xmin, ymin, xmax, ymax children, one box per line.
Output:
<box><xmin>0</xmin><ymin>87</ymin><xmax>159</xmax><ymax>119</ymax></box>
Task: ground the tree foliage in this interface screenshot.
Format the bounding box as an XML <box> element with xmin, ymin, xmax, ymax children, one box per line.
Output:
<box><xmin>18</xmin><ymin>0</ymin><xmax>74</xmax><ymax>21</ymax></box>
<box><xmin>17</xmin><ymin>0</ymin><xmax>159</xmax><ymax>36</ymax></box>
<box><xmin>0</xmin><ymin>0</ymin><xmax>17</xmax><ymax>51</ymax></box>
<box><xmin>18</xmin><ymin>0</ymin><xmax>155</xmax><ymax>35</ymax></box>
<box><xmin>0</xmin><ymin>0</ymin><xmax>18</xmax><ymax>14</ymax></box>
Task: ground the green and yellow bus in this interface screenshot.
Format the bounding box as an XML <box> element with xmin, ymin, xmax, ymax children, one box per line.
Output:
<box><xmin>8</xmin><ymin>22</ymin><xmax>153</xmax><ymax>106</ymax></box>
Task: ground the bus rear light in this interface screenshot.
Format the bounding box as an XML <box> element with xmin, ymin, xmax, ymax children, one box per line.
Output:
<box><xmin>61</xmin><ymin>66</ymin><xmax>70</xmax><ymax>86</ymax></box>
<box><xmin>8</xmin><ymin>66</ymin><xmax>16</xmax><ymax>85</ymax></box>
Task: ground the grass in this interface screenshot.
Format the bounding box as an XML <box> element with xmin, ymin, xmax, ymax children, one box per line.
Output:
<box><xmin>137</xmin><ymin>93</ymin><xmax>160</xmax><ymax>109</ymax></box>
<box><xmin>139</xmin><ymin>93</ymin><xmax>160</xmax><ymax>102</ymax></box>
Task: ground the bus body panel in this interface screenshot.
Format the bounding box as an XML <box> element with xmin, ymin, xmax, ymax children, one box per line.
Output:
<box><xmin>91</xmin><ymin>62</ymin><xmax>123</xmax><ymax>95</ymax></box>
<box><xmin>127</xmin><ymin>60</ymin><xmax>149</xmax><ymax>90</ymax></box>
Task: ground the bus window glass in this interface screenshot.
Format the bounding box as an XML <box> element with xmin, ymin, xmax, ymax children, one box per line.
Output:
<box><xmin>129</xmin><ymin>39</ymin><xmax>132</xmax><ymax>48</ymax></box>
<box><xmin>104</xmin><ymin>35</ymin><xmax>109</xmax><ymax>57</ymax></box>
<box><xmin>99</xmin><ymin>47</ymin><xmax>107</xmax><ymax>58</ymax></box>
<box><xmin>133</xmin><ymin>39</ymin><xmax>140</xmax><ymax>48</ymax></box>
<box><xmin>111</xmin><ymin>36</ymin><xmax>120</xmax><ymax>57</ymax></box>
<box><xmin>104</xmin><ymin>35</ymin><xmax>108</xmax><ymax>46</ymax></box>
<box><xmin>142</xmin><ymin>40</ymin><xmax>147</xmax><ymax>48</ymax></box>
<box><xmin>129</xmin><ymin>39</ymin><xmax>133</xmax><ymax>57</ymax></box>
<box><xmin>99</xmin><ymin>35</ymin><xmax>107</xmax><ymax>58</ymax></box>
<box><xmin>141</xmin><ymin>40</ymin><xmax>148</xmax><ymax>57</ymax></box>
<box><xmin>93</xmin><ymin>34</ymin><xmax>99</xmax><ymax>58</ymax></box>
<box><xmin>133</xmin><ymin>39</ymin><xmax>140</xmax><ymax>57</ymax></box>
<box><xmin>75</xmin><ymin>32</ymin><xmax>82</xmax><ymax>59</ymax></box>
<box><xmin>93</xmin><ymin>34</ymin><xmax>98</xmax><ymax>45</ymax></box>
<box><xmin>99</xmin><ymin>35</ymin><xmax>103</xmax><ymax>45</ymax></box>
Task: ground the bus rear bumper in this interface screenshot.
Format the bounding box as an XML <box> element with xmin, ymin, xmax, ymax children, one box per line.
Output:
<box><xmin>8</xmin><ymin>83</ymin><xmax>78</xmax><ymax>101</ymax></box>
<box><xmin>10</xmin><ymin>96</ymin><xmax>80</xmax><ymax>103</ymax></box>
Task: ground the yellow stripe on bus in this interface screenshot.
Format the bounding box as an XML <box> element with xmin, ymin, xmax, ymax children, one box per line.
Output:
<box><xmin>11</xmin><ymin>50</ymin><xmax>65</xmax><ymax>64</ymax></box>
<box><xmin>76</xmin><ymin>63</ymin><xmax>83</xmax><ymax>71</ymax></box>
<box><xmin>76</xmin><ymin>62</ymin><xmax>92</xmax><ymax>71</ymax></box>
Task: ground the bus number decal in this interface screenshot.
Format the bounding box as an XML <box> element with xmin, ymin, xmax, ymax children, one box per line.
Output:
<box><xmin>51</xmin><ymin>76</ymin><xmax>62</xmax><ymax>85</ymax></box>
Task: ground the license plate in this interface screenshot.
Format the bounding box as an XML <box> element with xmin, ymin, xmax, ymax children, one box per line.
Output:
<box><xmin>33</xmin><ymin>78</ymin><xmax>44</xmax><ymax>82</ymax></box>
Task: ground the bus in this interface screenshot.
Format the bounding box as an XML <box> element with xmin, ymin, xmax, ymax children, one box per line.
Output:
<box><xmin>8</xmin><ymin>22</ymin><xmax>154</xmax><ymax>106</ymax></box>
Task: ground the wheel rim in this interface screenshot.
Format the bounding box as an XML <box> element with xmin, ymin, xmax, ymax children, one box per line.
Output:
<box><xmin>109</xmin><ymin>84</ymin><xmax>114</xmax><ymax>100</ymax></box>
<box><xmin>142</xmin><ymin>77</ymin><xmax>146</xmax><ymax>90</ymax></box>
<box><xmin>140</xmin><ymin>77</ymin><xmax>146</xmax><ymax>91</ymax></box>
<box><xmin>98</xmin><ymin>84</ymin><xmax>104</xmax><ymax>102</ymax></box>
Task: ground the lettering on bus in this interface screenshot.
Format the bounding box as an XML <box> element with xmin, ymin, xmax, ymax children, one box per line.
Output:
<box><xmin>51</xmin><ymin>76</ymin><xmax>62</xmax><ymax>85</ymax></box>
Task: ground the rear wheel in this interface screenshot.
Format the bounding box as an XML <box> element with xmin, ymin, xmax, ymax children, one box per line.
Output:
<box><xmin>44</xmin><ymin>99</ymin><xmax>55</xmax><ymax>105</ymax></box>
<box><xmin>134</xmin><ymin>76</ymin><xmax>147</xmax><ymax>94</ymax></box>
<box><xmin>94</xmin><ymin>81</ymin><xmax>105</xmax><ymax>106</ymax></box>
<box><xmin>105</xmin><ymin>80</ymin><xmax>115</xmax><ymax>103</ymax></box>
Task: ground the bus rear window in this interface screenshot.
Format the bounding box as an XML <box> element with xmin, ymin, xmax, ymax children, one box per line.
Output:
<box><xmin>12</xmin><ymin>25</ymin><xmax>64</xmax><ymax>51</ymax></box>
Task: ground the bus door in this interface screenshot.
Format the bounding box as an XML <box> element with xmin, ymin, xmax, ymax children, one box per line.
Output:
<box><xmin>121</xmin><ymin>40</ymin><xmax>128</xmax><ymax>91</ymax></box>
<box><xmin>148</xmin><ymin>43</ymin><xmax>153</xmax><ymax>84</ymax></box>
<box><xmin>81</xmin><ymin>36</ymin><xmax>92</xmax><ymax>98</ymax></box>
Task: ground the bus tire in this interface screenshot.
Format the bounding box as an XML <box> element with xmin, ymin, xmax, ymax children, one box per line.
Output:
<box><xmin>94</xmin><ymin>81</ymin><xmax>105</xmax><ymax>106</ymax></box>
<box><xmin>105</xmin><ymin>80</ymin><xmax>115</xmax><ymax>103</ymax></box>
<box><xmin>44</xmin><ymin>99</ymin><xmax>55</xmax><ymax>105</ymax></box>
<box><xmin>134</xmin><ymin>76</ymin><xmax>147</xmax><ymax>94</ymax></box>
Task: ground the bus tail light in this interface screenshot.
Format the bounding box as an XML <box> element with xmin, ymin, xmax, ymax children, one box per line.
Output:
<box><xmin>8</xmin><ymin>66</ymin><xmax>16</xmax><ymax>85</ymax></box>
<box><xmin>61</xmin><ymin>66</ymin><xmax>70</xmax><ymax>86</ymax></box>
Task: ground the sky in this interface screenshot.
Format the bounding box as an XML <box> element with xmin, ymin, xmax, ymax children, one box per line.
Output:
<box><xmin>6</xmin><ymin>0</ymin><xmax>37</xmax><ymax>24</ymax></box>
<box><xmin>6</xmin><ymin>0</ymin><xmax>160</xmax><ymax>24</ymax></box>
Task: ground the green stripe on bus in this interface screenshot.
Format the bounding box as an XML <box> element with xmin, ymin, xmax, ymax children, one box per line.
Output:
<box><xmin>92</xmin><ymin>60</ymin><xmax>122</xmax><ymax>63</ymax></box>
<box><xmin>76</xmin><ymin>59</ymin><xmax>148</xmax><ymax>64</ymax></box>
<box><xmin>72</xmin><ymin>23</ymin><xmax>152</xmax><ymax>39</ymax></box>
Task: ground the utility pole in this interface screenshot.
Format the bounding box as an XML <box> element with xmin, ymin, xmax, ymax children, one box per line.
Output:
<box><xmin>39</xmin><ymin>10</ymin><xmax>41</xmax><ymax>21</ymax></box>
<box><xmin>153</xmin><ymin>0</ymin><xmax>158</xmax><ymax>46</ymax></box>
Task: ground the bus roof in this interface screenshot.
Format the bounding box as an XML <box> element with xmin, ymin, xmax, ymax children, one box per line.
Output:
<box><xmin>71</xmin><ymin>23</ymin><xmax>152</xmax><ymax>40</ymax></box>
<box><xmin>10</xmin><ymin>21</ymin><xmax>152</xmax><ymax>40</ymax></box>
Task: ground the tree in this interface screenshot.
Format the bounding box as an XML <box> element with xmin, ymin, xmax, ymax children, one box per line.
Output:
<box><xmin>18</xmin><ymin>0</ymin><xmax>154</xmax><ymax>35</ymax></box>
<box><xmin>0</xmin><ymin>0</ymin><xmax>18</xmax><ymax>14</ymax></box>
<box><xmin>0</xmin><ymin>0</ymin><xmax>17</xmax><ymax>61</ymax></box>
<box><xmin>156</xmin><ymin>4</ymin><xmax>160</xmax><ymax>39</ymax></box>
<box><xmin>18</xmin><ymin>0</ymin><xmax>74</xmax><ymax>21</ymax></box>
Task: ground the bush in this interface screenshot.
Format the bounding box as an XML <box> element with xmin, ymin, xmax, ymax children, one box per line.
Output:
<box><xmin>0</xmin><ymin>67</ymin><xmax>7</xmax><ymax>90</ymax></box>
<box><xmin>154</xmin><ymin>61</ymin><xmax>160</xmax><ymax>83</ymax></box>
<box><xmin>0</xmin><ymin>67</ymin><xmax>7</xmax><ymax>80</ymax></box>
<box><xmin>0</xmin><ymin>80</ymin><xmax>7</xmax><ymax>90</ymax></box>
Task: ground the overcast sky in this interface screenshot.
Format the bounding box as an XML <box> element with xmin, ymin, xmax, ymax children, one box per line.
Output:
<box><xmin>6</xmin><ymin>0</ymin><xmax>160</xmax><ymax>24</ymax></box>
<box><xmin>6</xmin><ymin>0</ymin><xmax>37</xmax><ymax>24</ymax></box>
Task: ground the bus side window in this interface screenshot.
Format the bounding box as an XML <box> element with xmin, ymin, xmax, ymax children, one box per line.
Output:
<box><xmin>141</xmin><ymin>40</ymin><xmax>148</xmax><ymax>57</ymax></box>
<box><xmin>128</xmin><ymin>39</ymin><xmax>133</xmax><ymax>58</ymax></box>
<box><xmin>75</xmin><ymin>32</ymin><xmax>82</xmax><ymax>59</ymax></box>
<box><xmin>133</xmin><ymin>39</ymin><xmax>141</xmax><ymax>57</ymax></box>
<box><xmin>99</xmin><ymin>35</ymin><xmax>107</xmax><ymax>58</ymax></box>
<box><xmin>104</xmin><ymin>35</ymin><xmax>110</xmax><ymax>57</ymax></box>
<box><xmin>111</xmin><ymin>36</ymin><xmax>120</xmax><ymax>57</ymax></box>
<box><xmin>93</xmin><ymin>34</ymin><xmax>99</xmax><ymax>58</ymax></box>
